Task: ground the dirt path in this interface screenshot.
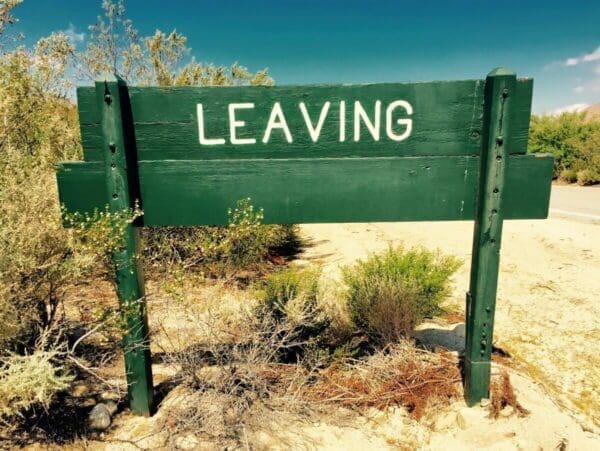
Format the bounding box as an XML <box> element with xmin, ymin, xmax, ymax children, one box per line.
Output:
<box><xmin>299</xmin><ymin>214</ymin><xmax>600</xmax><ymax>432</ymax></box>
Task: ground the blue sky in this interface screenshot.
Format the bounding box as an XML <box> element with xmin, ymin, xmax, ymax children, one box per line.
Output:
<box><xmin>12</xmin><ymin>0</ymin><xmax>600</xmax><ymax>113</ymax></box>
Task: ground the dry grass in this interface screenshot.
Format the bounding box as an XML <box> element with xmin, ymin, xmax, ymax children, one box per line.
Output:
<box><xmin>305</xmin><ymin>341</ymin><xmax>462</xmax><ymax>419</ymax></box>
<box><xmin>149</xmin><ymin>272</ymin><xmax>463</xmax><ymax>447</ymax></box>
<box><xmin>489</xmin><ymin>370</ymin><xmax>530</xmax><ymax>419</ymax></box>
<box><xmin>150</xmin><ymin>283</ymin><xmax>317</xmax><ymax>446</ymax></box>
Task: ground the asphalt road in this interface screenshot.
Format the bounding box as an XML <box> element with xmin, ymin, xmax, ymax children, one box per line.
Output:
<box><xmin>549</xmin><ymin>184</ymin><xmax>600</xmax><ymax>223</ymax></box>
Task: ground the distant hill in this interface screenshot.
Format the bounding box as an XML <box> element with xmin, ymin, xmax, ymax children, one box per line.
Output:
<box><xmin>585</xmin><ymin>103</ymin><xmax>600</xmax><ymax>120</ymax></box>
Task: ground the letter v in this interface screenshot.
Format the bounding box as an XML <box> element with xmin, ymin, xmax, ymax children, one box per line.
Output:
<box><xmin>299</xmin><ymin>101</ymin><xmax>330</xmax><ymax>142</ymax></box>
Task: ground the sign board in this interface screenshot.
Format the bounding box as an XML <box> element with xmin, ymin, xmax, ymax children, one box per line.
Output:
<box><xmin>56</xmin><ymin>69</ymin><xmax>553</xmax><ymax>415</ymax></box>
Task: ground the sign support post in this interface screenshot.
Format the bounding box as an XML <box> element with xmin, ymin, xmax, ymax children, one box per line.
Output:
<box><xmin>98</xmin><ymin>75</ymin><xmax>153</xmax><ymax>415</ymax></box>
<box><xmin>464</xmin><ymin>68</ymin><xmax>517</xmax><ymax>405</ymax></box>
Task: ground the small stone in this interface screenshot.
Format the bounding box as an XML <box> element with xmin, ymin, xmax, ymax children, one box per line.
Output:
<box><xmin>70</xmin><ymin>383</ymin><xmax>88</xmax><ymax>397</ymax></box>
<box><xmin>88</xmin><ymin>404</ymin><xmax>111</xmax><ymax>431</ymax></box>
<box><xmin>104</xmin><ymin>401</ymin><xmax>118</xmax><ymax>416</ymax></box>
<box><xmin>100</xmin><ymin>391</ymin><xmax>121</xmax><ymax>401</ymax></box>
<box><xmin>80</xmin><ymin>397</ymin><xmax>97</xmax><ymax>408</ymax></box>
<box><xmin>499</xmin><ymin>405</ymin><xmax>514</xmax><ymax>418</ymax></box>
<box><xmin>480</xmin><ymin>398</ymin><xmax>491</xmax><ymax>408</ymax></box>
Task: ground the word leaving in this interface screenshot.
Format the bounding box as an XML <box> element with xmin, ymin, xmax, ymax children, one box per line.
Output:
<box><xmin>197</xmin><ymin>100</ymin><xmax>414</xmax><ymax>145</ymax></box>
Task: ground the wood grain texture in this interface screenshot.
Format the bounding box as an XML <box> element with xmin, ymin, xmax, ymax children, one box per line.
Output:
<box><xmin>76</xmin><ymin>79</ymin><xmax>533</xmax><ymax>162</ymax></box>
<box><xmin>57</xmin><ymin>154</ymin><xmax>553</xmax><ymax>226</ymax></box>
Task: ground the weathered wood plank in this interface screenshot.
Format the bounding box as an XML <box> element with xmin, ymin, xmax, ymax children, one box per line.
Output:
<box><xmin>77</xmin><ymin>79</ymin><xmax>532</xmax><ymax>162</ymax></box>
<box><xmin>57</xmin><ymin>154</ymin><xmax>553</xmax><ymax>225</ymax></box>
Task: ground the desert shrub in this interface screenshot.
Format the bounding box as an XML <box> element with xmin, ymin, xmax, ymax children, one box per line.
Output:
<box><xmin>529</xmin><ymin>112</ymin><xmax>600</xmax><ymax>180</ymax></box>
<box><xmin>154</xmin><ymin>290</ymin><xmax>317</xmax><ymax>446</ymax></box>
<box><xmin>259</xmin><ymin>266</ymin><xmax>320</xmax><ymax>318</ymax></box>
<box><xmin>576</xmin><ymin>169</ymin><xmax>600</xmax><ymax>186</ymax></box>
<box><xmin>1</xmin><ymin>161</ymin><xmax>86</xmax><ymax>350</ymax></box>
<box><xmin>206</xmin><ymin>199</ymin><xmax>297</xmax><ymax>270</ymax></box>
<box><xmin>0</xmin><ymin>351</ymin><xmax>73</xmax><ymax>421</ymax></box>
<box><xmin>343</xmin><ymin>246</ymin><xmax>461</xmax><ymax>344</ymax></box>
<box><xmin>142</xmin><ymin>198</ymin><xmax>300</xmax><ymax>277</ymax></box>
<box><xmin>559</xmin><ymin>168</ymin><xmax>578</xmax><ymax>183</ymax></box>
<box><xmin>257</xmin><ymin>266</ymin><xmax>331</xmax><ymax>363</ymax></box>
<box><xmin>0</xmin><ymin>0</ymin><xmax>283</xmax><ymax>436</ymax></box>
<box><xmin>0</xmin><ymin>40</ymin><xmax>99</xmax><ymax>352</ymax></box>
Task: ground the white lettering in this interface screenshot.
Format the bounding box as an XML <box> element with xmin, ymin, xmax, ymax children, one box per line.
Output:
<box><xmin>197</xmin><ymin>104</ymin><xmax>225</xmax><ymax>145</ymax></box>
<box><xmin>199</xmin><ymin>99</ymin><xmax>413</xmax><ymax>146</ymax></box>
<box><xmin>339</xmin><ymin>101</ymin><xmax>346</xmax><ymax>142</ymax></box>
<box><xmin>228</xmin><ymin>103</ymin><xmax>256</xmax><ymax>145</ymax></box>
<box><xmin>299</xmin><ymin>101</ymin><xmax>330</xmax><ymax>142</ymax></box>
<box><xmin>262</xmin><ymin>102</ymin><xmax>293</xmax><ymax>143</ymax></box>
<box><xmin>354</xmin><ymin>100</ymin><xmax>381</xmax><ymax>142</ymax></box>
<box><xmin>386</xmin><ymin>100</ymin><xmax>413</xmax><ymax>141</ymax></box>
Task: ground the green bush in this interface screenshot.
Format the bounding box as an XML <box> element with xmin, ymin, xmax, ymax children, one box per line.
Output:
<box><xmin>0</xmin><ymin>43</ymin><xmax>102</xmax><ymax>351</ymax></box>
<box><xmin>142</xmin><ymin>198</ymin><xmax>299</xmax><ymax>277</ymax></box>
<box><xmin>343</xmin><ymin>246</ymin><xmax>461</xmax><ymax>344</ymax></box>
<box><xmin>559</xmin><ymin>169</ymin><xmax>578</xmax><ymax>183</ymax></box>
<box><xmin>259</xmin><ymin>266</ymin><xmax>320</xmax><ymax>319</ymax></box>
<box><xmin>0</xmin><ymin>0</ymin><xmax>283</xmax><ymax>428</ymax></box>
<box><xmin>528</xmin><ymin>112</ymin><xmax>600</xmax><ymax>180</ymax></box>
<box><xmin>576</xmin><ymin>169</ymin><xmax>600</xmax><ymax>186</ymax></box>
<box><xmin>257</xmin><ymin>266</ymin><xmax>331</xmax><ymax>362</ymax></box>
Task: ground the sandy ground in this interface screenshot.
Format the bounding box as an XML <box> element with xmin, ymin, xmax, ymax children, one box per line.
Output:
<box><xmin>87</xmin><ymin>215</ymin><xmax>600</xmax><ymax>451</ymax></box>
<box><xmin>293</xmin><ymin>213</ymin><xmax>600</xmax><ymax>446</ymax></box>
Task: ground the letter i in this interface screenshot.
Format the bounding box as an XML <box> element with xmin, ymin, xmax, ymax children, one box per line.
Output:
<box><xmin>339</xmin><ymin>101</ymin><xmax>346</xmax><ymax>142</ymax></box>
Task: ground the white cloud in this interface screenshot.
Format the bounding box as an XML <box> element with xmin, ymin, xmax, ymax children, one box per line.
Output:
<box><xmin>583</xmin><ymin>47</ymin><xmax>600</xmax><ymax>63</ymax></box>
<box><xmin>566</xmin><ymin>58</ymin><xmax>579</xmax><ymax>66</ymax></box>
<box><xmin>552</xmin><ymin>103</ymin><xmax>589</xmax><ymax>115</ymax></box>
<box><xmin>62</xmin><ymin>23</ymin><xmax>85</xmax><ymax>44</ymax></box>
<box><xmin>574</xmin><ymin>85</ymin><xmax>585</xmax><ymax>93</ymax></box>
<box><xmin>564</xmin><ymin>46</ymin><xmax>600</xmax><ymax>67</ymax></box>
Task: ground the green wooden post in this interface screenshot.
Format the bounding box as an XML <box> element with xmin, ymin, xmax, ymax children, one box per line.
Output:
<box><xmin>464</xmin><ymin>68</ymin><xmax>517</xmax><ymax>405</ymax></box>
<box><xmin>98</xmin><ymin>74</ymin><xmax>154</xmax><ymax>415</ymax></box>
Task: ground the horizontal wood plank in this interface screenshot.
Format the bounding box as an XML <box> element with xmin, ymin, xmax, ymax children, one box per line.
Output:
<box><xmin>57</xmin><ymin>154</ymin><xmax>552</xmax><ymax>226</ymax></box>
<box><xmin>77</xmin><ymin>79</ymin><xmax>532</xmax><ymax>162</ymax></box>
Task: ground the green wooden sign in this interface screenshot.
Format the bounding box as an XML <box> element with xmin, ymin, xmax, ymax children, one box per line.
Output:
<box><xmin>56</xmin><ymin>68</ymin><xmax>553</xmax><ymax>416</ymax></box>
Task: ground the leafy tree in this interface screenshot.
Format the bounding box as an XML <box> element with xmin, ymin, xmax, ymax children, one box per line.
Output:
<box><xmin>528</xmin><ymin>112</ymin><xmax>600</xmax><ymax>184</ymax></box>
<box><xmin>77</xmin><ymin>0</ymin><xmax>273</xmax><ymax>87</ymax></box>
<box><xmin>0</xmin><ymin>0</ymin><xmax>23</xmax><ymax>49</ymax></box>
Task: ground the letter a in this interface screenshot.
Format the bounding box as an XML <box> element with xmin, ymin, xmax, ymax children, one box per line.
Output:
<box><xmin>262</xmin><ymin>102</ymin><xmax>293</xmax><ymax>143</ymax></box>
